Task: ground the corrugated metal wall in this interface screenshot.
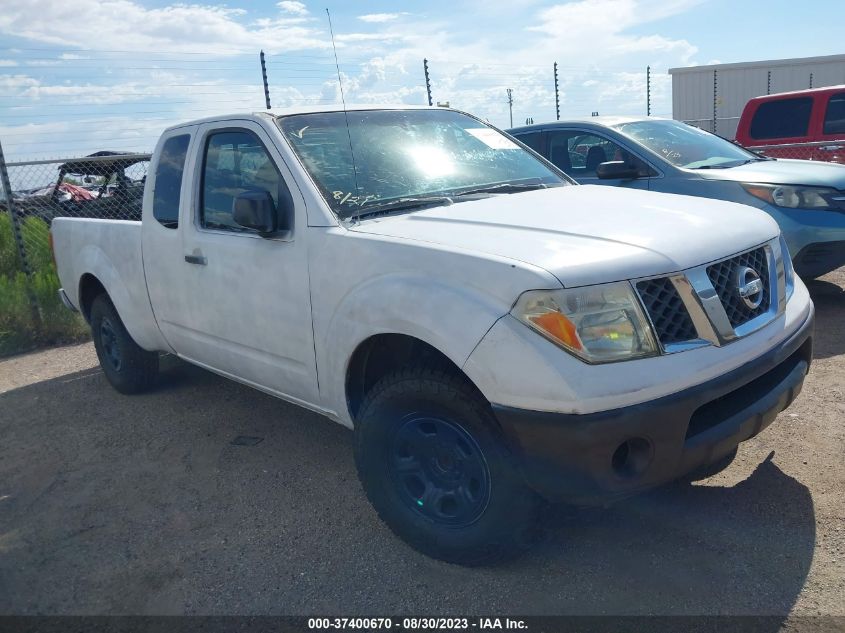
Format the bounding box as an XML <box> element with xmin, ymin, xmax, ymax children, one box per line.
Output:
<box><xmin>670</xmin><ymin>55</ymin><xmax>845</xmax><ymax>139</ymax></box>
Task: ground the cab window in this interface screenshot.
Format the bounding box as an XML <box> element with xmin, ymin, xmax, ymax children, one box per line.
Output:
<box><xmin>823</xmin><ymin>93</ymin><xmax>845</xmax><ymax>136</ymax></box>
<box><xmin>152</xmin><ymin>134</ymin><xmax>190</xmax><ymax>228</ymax></box>
<box><xmin>200</xmin><ymin>130</ymin><xmax>288</xmax><ymax>233</ymax></box>
<box><xmin>749</xmin><ymin>98</ymin><xmax>813</xmax><ymax>140</ymax></box>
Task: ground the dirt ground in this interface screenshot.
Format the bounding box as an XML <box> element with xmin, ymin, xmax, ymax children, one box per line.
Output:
<box><xmin>0</xmin><ymin>270</ymin><xmax>843</xmax><ymax>620</ymax></box>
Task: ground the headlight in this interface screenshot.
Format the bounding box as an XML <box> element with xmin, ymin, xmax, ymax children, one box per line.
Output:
<box><xmin>512</xmin><ymin>282</ymin><xmax>659</xmax><ymax>363</ymax></box>
<box><xmin>779</xmin><ymin>234</ymin><xmax>795</xmax><ymax>299</ymax></box>
<box><xmin>741</xmin><ymin>183</ymin><xmax>837</xmax><ymax>209</ymax></box>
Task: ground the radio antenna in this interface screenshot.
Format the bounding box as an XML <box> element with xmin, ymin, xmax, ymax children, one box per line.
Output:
<box><xmin>326</xmin><ymin>8</ymin><xmax>360</xmax><ymax>202</ymax></box>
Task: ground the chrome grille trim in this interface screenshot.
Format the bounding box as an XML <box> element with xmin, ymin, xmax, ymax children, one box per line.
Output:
<box><xmin>633</xmin><ymin>238</ymin><xmax>784</xmax><ymax>353</ymax></box>
<box><xmin>706</xmin><ymin>246</ymin><xmax>770</xmax><ymax>327</ymax></box>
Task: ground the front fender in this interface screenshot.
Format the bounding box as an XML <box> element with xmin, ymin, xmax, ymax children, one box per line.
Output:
<box><xmin>319</xmin><ymin>272</ymin><xmax>511</xmax><ymax>427</ymax></box>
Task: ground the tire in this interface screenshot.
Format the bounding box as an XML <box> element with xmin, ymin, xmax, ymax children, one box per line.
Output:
<box><xmin>682</xmin><ymin>447</ymin><xmax>738</xmax><ymax>482</ymax></box>
<box><xmin>90</xmin><ymin>294</ymin><xmax>158</xmax><ymax>394</ymax></box>
<box><xmin>354</xmin><ymin>366</ymin><xmax>541</xmax><ymax>566</ymax></box>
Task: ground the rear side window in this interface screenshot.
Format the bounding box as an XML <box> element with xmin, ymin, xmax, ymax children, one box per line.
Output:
<box><xmin>749</xmin><ymin>98</ymin><xmax>813</xmax><ymax>140</ymax></box>
<box><xmin>152</xmin><ymin>134</ymin><xmax>190</xmax><ymax>228</ymax></box>
<box><xmin>513</xmin><ymin>131</ymin><xmax>543</xmax><ymax>153</ymax></box>
<box><xmin>823</xmin><ymin>93</ymin><xmax>845</xmax><ymax>135</ymax></box>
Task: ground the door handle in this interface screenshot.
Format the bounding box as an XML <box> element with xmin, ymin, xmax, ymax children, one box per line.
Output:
<box><xmin>184</xmin><ymin>254</ymin><xmax>207</xmax><ymax>265</ymax></box>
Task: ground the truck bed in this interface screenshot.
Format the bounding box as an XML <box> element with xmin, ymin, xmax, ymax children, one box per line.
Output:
<box><xmin>51</xmin><ymin>218</ymin><xmax>168</xmax><ymax>352</ymax></box>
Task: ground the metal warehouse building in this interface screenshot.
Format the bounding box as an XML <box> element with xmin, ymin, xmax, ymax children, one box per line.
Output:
<box><xmin>669</xmin><ymin>53</ymin><xmax>845</xmax><ymax>140</ymax></box>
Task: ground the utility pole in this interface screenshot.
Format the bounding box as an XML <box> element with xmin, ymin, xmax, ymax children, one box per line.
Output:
<box><xmin>646</xmin><ymin>65</ymin><xmax>651</xmax><ymax>116</ymax></box>
<box><xmin>260</xmin><ymin>50</ymin><xmax>271</xmax><ymax>109</ymax></box>
<box><xmin>712</xmin><ymin>69</ymin><xmax>718</xmax><ymax>136</ymax></box>
<box><xmin>423</xmin><ymin>59</ymin><xmax>433</xmax><ymax>106</ymax></box>
<box><xmin>553</xmin><ymin>62</ymin><xmax>560</xmax><ymax>121</ymax></box>
<box><xmin>506</xmin><ymin>88</ymin><xmax>513</xmax><ymax>128</ymax></box>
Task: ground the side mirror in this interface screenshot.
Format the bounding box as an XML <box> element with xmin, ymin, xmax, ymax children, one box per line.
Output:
<box><xmin>596</xmin><ymin>161</ymin><xmax>643</xmax><ymax>180</ymax></box>
<box><xmin>233</xmin><ymin>190</ymin><xmax>279</xmax><ymax>235</ymax></box>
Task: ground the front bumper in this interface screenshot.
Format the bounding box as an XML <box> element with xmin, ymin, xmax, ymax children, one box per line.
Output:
<box><xmin>492</xmin><ymin>306</ymin><xmax>814</xmax><ymax>504</ymax></box>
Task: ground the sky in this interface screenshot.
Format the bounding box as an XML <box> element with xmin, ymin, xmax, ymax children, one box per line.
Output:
<box><xmin>0</xmin><ymin>0</ymin><xmax>842</xmax><ymax>162</ymax></box>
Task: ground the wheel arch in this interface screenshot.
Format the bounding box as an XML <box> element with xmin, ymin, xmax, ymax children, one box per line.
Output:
<box><xmin>345</xmin><ymin>333</ymin><xmax>489</xmax><ymax>423</ymax></box>
<box><xmin>77</xmin><ymin>272</ymin><xmax>108</xmax><ymax>322</ymax></box>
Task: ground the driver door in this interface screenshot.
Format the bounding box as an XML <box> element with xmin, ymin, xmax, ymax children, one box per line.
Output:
<box><xmin>155</xmin><ymin>121</ymin><xmax>319</xmax><ymax>405</ymax></box>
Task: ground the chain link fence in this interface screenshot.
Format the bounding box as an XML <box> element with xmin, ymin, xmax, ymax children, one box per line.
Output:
<box><xmin>0</xmin><ymin>150</ymin><xmax>150</xmax><ymax>356</ymax></box>
<box><xmin>744</xmin><ymin>141</ymin><xmax>845</xmax><ymax>163</ymax></box>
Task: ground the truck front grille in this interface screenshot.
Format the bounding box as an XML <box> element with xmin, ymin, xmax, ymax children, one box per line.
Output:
<box><xmin>634</xmin><ymin>241</ymin><xmax>782</xmax><ymax>353</ymax></box>
<box><xmin>635</xmin><ymin>277</ymin><xmax>697</xmax><ymax>345</ymax></box>
<box><xmin>706</xmin><ymin>246</ymin><xmax>770</xmax><ymax>328</ymax></box>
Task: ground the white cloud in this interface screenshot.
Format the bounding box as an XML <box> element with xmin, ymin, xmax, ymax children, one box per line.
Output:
<box><xmin>277</xmin><ymin>1</ymin><xmax>308</xmax><ymax>16</ymax></box>
<box><xmin>358</xmin><ymin>13</ymin><xmax>402</xmax><ymax>23</ymax></box>
<box><xmin>0</xmin><ymin>0</ymin><xmax>328</xmax><ymax>54</ymax></box>
<box><xmin>335</xmin><ymin>32</ymin><xmax>405</xmax><ymax>43</ymax></box>
<box><xmin>0</xmin><ymin>0</ymin><xmax>711</xmax><ymax>158</ymax></box>
<box><xmin>527</xmin><ymin>0</ymin><xmax>698</xmax><ymax>65</ymax></box>
<box><xmin>0</xmin><ymin>59</ymin><xmax>18</xmax><ymax>67</ymax></box>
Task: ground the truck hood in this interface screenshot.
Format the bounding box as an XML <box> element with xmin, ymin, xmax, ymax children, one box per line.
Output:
<box><xmin>350</xmin><ymin>185</ymin><xmax>780</xmax><ymax>288</ymax></box>
<box><xmin>692</xmin><ymin>158</ymin><xmax>845</xmax><ymax>189</ymax></box>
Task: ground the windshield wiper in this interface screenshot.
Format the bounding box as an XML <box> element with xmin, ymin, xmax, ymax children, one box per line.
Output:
<box><xmin>347</xmin><ymin>196</ymin><xmax>454</xmax><ymax>220</ymax></box>
<box><xmin>692</xmin><ymin>157</ymin><xmax>771</xmax><ymax>170</ymax></box>
<box><xmin>451</xmin><ymin>182</ymin><xmax>554</xmax><ymax>197</ymax></box>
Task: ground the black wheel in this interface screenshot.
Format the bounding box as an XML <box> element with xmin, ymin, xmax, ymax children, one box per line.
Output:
<box><xmin>682</xmin><ymin>447</ymin><xmax>739</xmax><ymax>482</ymax></box>
<box><xmin>90</xmin><ymin>294</ymin><xmax>158</xmax><ymax>394</ymax></box>
<box><xmin>354</xmin><ymin>367</ymin><xmax>541</xmax><ymax>566</ymax></box>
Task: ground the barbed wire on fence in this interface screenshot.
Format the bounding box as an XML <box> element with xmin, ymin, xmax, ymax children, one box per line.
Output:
<box><xmin>1</xmin><ymin>48</ymin><xmax>665</xmax><ymax>162</ymax></box>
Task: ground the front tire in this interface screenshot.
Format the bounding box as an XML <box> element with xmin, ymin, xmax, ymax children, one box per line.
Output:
<box><xmin>354</xmin><ymin>367</ymin><xmax>540</xmax><ymax>566</ymax></box>
<box><xmin>90</xmin><ymin>294</ymin><xmax>158</xmax><ymax>394</ymax></box>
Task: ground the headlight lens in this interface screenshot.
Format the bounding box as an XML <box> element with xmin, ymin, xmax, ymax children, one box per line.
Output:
<box><xmin>742</xmin><ymin>183</ymin><xmax>837</xmax><ymax>209</ymax></box>
<box><xmin>512</xmin><ymin>282</ymin><xmax>659</xmax><ymax>363</ymax></box>
<box><xmin>779</xmin><ymin>234</ymin><xmax>795</xmax><ymax>299</ymax></box>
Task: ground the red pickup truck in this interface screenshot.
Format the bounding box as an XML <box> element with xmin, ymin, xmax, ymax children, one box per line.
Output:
<box><xmin>735</xmin><ymin>85</ymin><xmax>845</xmax><ymax>164</ymax></box>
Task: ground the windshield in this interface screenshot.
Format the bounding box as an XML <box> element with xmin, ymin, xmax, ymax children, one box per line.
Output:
<box><xmin>614</xmin><ymin>119</ymin><xmax>760</xmax><ymax>169</ymax></box>
<box><xmin>277</xmin><ymin>109</ymin><xmax>569</xmax><ymax>218</ymax></box>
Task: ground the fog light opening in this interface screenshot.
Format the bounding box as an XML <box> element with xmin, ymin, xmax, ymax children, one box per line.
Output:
<box><xmin>612</xmin><ymin>437</ymin><xmax>652</xmax><ymax>479</ymax></box>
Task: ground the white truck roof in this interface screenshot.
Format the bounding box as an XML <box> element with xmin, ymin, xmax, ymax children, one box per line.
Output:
<box><xmin>164</xmin><ymin>103</ymin><xmax>442</xmax><ymax>133</ymax></box>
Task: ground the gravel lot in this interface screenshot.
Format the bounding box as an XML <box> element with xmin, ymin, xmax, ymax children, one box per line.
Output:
<box><xmin>0</xmin><ymin>270</ymin><xmax>843</xmax><ymax>618</ymax></box>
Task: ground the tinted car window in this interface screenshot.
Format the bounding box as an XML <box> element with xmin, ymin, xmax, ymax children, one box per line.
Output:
<box><xmin>546</xmin><ymin>131</ymin><xmax>630</xmax><ymax>177</ymax></box>
<box><xmin>749</xmin><ymin>98</ymin><xmax>813</xmax><ymax>140</ymax></box>
<box><xmin>152</xmin><ymin>134</ymin><xmax>190</xmax><ymax>228</ymax></box>
<box><xmin>513</xmin><ymin>131</ymin><xmax>543</xmax><ymax>153</ymax></box>
<box><xmin>823</xmin><ymin>93</ymin><xmax>845</xmax><ymax>135</ymax></box>
<box><xmin>201</xmin><ymin>130</ymin><xmax>286</xmax><ymax>233</ymax></box>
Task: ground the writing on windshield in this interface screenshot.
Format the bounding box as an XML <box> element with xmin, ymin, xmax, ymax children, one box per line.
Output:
<box><xmin>615</xmin><ymin>120</ymin><xmax>757</xmax><ymax>169</ymax></box>
<box><xmin>278</xmin><ymin>109</ymin><xmax>567</xmax><ymax>218</ymax></box>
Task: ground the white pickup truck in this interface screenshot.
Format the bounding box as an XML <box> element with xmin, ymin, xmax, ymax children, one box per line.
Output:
<box><xmin>52</xmin><ymin>105</ymin><xmax>814</xmax><ymax>565</ymax></box>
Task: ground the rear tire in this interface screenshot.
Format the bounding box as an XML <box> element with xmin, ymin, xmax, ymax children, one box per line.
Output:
<box><xmin>354</xmin><ymin>366</ymin><xmax>541</xmax><ymax>566</ymax></box>
<box><xmin>90</xmin><ymin>294</ymin><xmax>158</xmax><ymax>394</ymax></box>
